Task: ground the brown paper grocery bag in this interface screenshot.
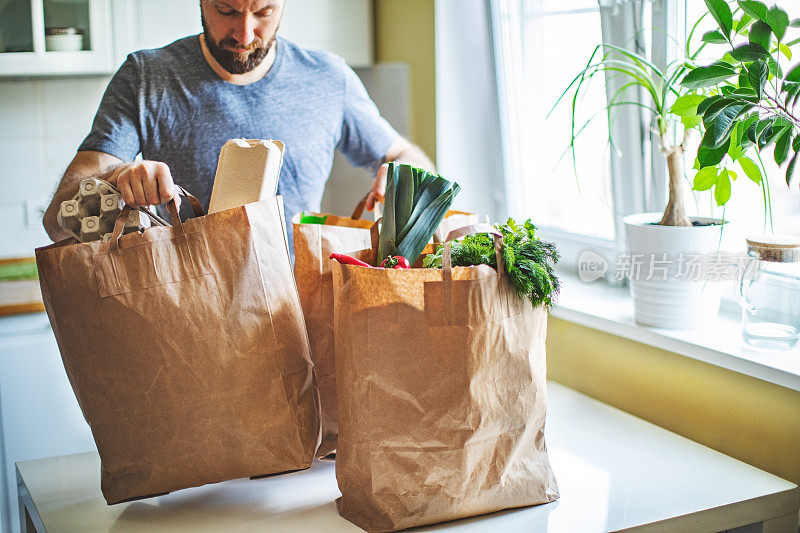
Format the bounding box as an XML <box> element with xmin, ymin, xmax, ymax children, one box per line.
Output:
<box><xmin>36</xmin><ymin>193</ymin><xmax>320</xmax><ymax>504</ymax></box>
<box><xmin>332</xmin><ymin>224</ymin><xmax>559</xmax><ymax>531</ymax></box>
<box><xmin>292</xmin><ymin>197</ymin><xmax>374</xmax><ymax>457</ymax></box>
<box><xmin>293</xmin><ymin>202</ymin><xmax>478</xmax><ymax>457</ymax></box>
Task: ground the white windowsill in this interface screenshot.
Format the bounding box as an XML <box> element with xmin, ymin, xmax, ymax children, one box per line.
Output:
<box><xmin>550</xmin><ymin>272</ymin><xmax>800</xmax><ymax>393</ymax></box>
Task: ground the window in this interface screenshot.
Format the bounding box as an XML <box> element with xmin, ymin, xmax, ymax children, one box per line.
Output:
<box><xmin>491</xmin><ymin>0</ymin><xmax>800</xmax><ymax>268</ymax></box>
<box><xmin>490</xmin><ymin>0</ymin><xmax>615</xmax><ymax>243</ymax></box>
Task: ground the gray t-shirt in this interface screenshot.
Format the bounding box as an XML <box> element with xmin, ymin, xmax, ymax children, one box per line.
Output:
<box><xmin>79</xmin><ymin>35</ymin><xmax>399</xmax><ymax>250</ymax></box>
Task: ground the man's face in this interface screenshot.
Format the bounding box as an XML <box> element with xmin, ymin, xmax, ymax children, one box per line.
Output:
<box><xmin>200</xmin><ymin>0</ymin><xmax>284</xmax><ymax>74</ymax></box>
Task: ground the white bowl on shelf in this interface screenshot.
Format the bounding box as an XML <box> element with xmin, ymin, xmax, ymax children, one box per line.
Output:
<box><xmin>45</xmin><ymin>28</ymin><xmax>84</xmax><ymax>52</ymax></box>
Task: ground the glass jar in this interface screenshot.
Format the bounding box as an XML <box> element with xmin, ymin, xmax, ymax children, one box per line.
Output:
<box><xmin>736</xmin><ymin>235</ymin><xmax>800</xmax><ymax>350</ymax></box>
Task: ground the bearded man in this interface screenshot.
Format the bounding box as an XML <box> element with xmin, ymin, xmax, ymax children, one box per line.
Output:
<box><xmin>43</xmin><ymin>0</ymin><xmax>434</xmax><ymax>250</ymax></box>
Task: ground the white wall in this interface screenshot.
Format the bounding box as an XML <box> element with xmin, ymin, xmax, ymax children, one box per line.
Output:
<box><xmin>0</xmin><ymin>76</ymin><xmax>111</xmax><ymax>257</ymax></box>
<box><xmin>435</xmin><ymin>0</ymin><xmax>505</xmax><ymax>222</ymax></box>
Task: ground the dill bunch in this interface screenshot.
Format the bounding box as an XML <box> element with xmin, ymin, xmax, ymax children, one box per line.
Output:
<box><xmin>423</xmin><ymin>218</ymin><xmax>560</xmax><ymax>308</ymax></box>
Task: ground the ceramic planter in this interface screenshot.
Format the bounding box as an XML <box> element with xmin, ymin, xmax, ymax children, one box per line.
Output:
<box><xmin>623</xmin><ymin>212</ymin><xmax>731</xmax><ymax>329</ymax></box>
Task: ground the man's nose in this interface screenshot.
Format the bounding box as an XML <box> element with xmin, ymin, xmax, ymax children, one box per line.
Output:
<box><xmin>231</xmin><ymin>15</ymin><xmax>256</xmax><ymax>46</ymax></box>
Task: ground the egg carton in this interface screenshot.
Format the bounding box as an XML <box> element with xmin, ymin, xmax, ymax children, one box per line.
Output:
<box><xmin>57</xmin><ymin>178</ymin><xmax>159</xmax><ymax>243</ymax></box>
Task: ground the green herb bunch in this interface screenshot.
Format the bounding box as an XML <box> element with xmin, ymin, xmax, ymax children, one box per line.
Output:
<box><xmin>422</xmin><ymin>218</ymin><xmax>560</xmax><ymax>308</ymax></box>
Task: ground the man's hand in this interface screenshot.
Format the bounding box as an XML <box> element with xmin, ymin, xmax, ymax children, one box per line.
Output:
<box><xmin>366</xmin><ymin>138</ymin><xmax>436</xmax><ymax>212</ymax></box>
<box><xmin>366</xmin><ymin>163</ymin><xmax>387</xmax><ymax>211</ymax></box>
<box><xmin>110</xmin><ymin>160</ymin><xmax>180</xmax><ymax>210</ymax></box>
<box><xmin>43</xmin><ymin>151</ymin><xmax>181</xmax><ymax>242</ymax></box>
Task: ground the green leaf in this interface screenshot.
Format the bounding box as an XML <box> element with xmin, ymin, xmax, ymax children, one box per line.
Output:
<box><xmin>711</xmin><ymin>103</ymin><xmax>754</xmax><ymax>147</ymax></box>
<box><xmin>393</xmin><ymin>164</ymin><xmax>416</xmax><ymax>236</ymax></box>
<box><xmin>702</xmin><ymin>98</ymin><xmax>736</xmax><ymax>126</ymax></box>
<box><xmin>670</xmin><ymin>94</ymin><xmax>706</xmax><ymax>116</ymax></box>
<box><xmin>738</xmin><ymin>72</ymin><xmax>753</xmax><ymax>88</ymax></box>
<box><xmin>702</xmin><ymin>30</ymin><xmax>729</xmax><ymax>44</ymax></box>
<box><xmin>767</xmin><ymin>5</ymin><xmax>789</xmax><ymax>41</ymax></box>
<box><xmin>783</xmin><ymin>82</ymin><xmax>800</xmax><ymax>106</ymax></box>
<box><xmin>787</xmin><ymin>152</ymin><xmax>799</xmax><ymax>186</ymax></box>
<box><xmin>736</xmin><ymin>115</ymin><xmax>759</xmax><ymax>150</ymax></box>
<box><xmin>395</xmin><ymin>184</ymin><xmax>461</xmax><ymax>264</ymax></box>
<box><xmin>378</xmin><ymin>163</ymin><xmax>460</xmax><ymax>265</ymax></box>
<box><xmin>774</xmin><ymin>127</ymin><xmax>794</xmax><ymax>165</ymax></box>
<box><xmin>705</xmin><ymin>0</ymin><xmax>733</xmax><ymax>38</ymax></box>
<box><xmin>693</xmin><ymin>166</ymin><xmax>718</xmax><ymax>190</ymax></box>
<box><xmin>746</xmin><ymin>60</ymin><xmax>769</xmax><ymax>98</ymax></box>
<box><xmin>698</xmin><ymin>95</ymin><xmax>722</xmax><ymax>116</ymax></box>
<box><xmin>791</xmin><ymin>18</ymin><xmax>800</xmax><ymax>28</ymax></box>
<box><xmin>786</xmin><ymin>62</ymin><xmax>800</xmax><ymax>83</ymax></box>
<box><xmin>680</xmin><ymin>63</ymin><xmax>737</xmax><ymax>89</ymax></box>
<box><xmin>744</xmin><ymin>116</ymin><xmax>760</xmax><ymax>143</ymax></box>
<box><xmin>738</xmin><ymin>0</ymin><xmax>768</xmax><ymax>21</ymax></box>
<box><xmin>794</xmin><ymin>135</ymin><xmax>800</xmax><ymax>152</ymax></box>
<box><xmin>755</xmin><ymin>117</ymin><xmax>776</xmax><ymax>147</ymax></box>
<box><xmin>729</xmin><ymin>87</ymin><xmax>758</xmax><ymax>101</ymax></box>
<box><xmin>378</xmin><ymin>163</ymin><xmax>399</xmax><ymax>261</ymax></box>
<box><xmin>682</xmin><ymin>115</ymin><xmax>703</xmax><ymax>129</ymax></box>
<box><xmin>739</xmin><ymin>156</ymin><xmax>762</xmax><ymax>184</ymax></box>
<box><xmin>735</xmin><ymin>13</ymin><xmax>754</xmax><ymax>33</ymax></box>
<box><xmin>780</xmin><ymin>42</ymin><xmax>792</xmax><ymax>61</ymax></box>
<box><xmin>729</xmin><ymin>43</ymin><xmax>770</xmax><ymax>62</ymax></box>
<box><xmin>698</xmin><ymin>131</ymin><xmax>731</xmax><ymax>166</ymax></box>
<box><xmin>748</xmin><ymin>20</ymin><xmax>772</xmax><ymax>49</ymax></box>
<box><xmin>396</xmin><ymin>175</ymin><xmax>451</xmax><ymax>242</ymax></box>
<box><xmin>715</xmin><ymin>169</ymin><xmax>732</xmax><ymax>205</ymax></box>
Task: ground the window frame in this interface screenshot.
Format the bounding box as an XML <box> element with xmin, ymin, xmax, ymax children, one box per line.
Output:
<box><xmin>488</xmin><ymin>0</ymin><xmax>686</xmax><ymax>278</ymax></box>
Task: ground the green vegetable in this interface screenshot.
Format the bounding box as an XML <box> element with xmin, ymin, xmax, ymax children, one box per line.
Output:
<box><xmin>378</xmin><ymin>163</ymin><xmax>461</xmax><ymax>265</ymax></box>
<box><xmin>423</xmin><ymin>218</ymin><xmax>560</xmax><ymax>308</ymax></box>
<box><xmin>299</xmin><ymin>212</ymin><xmax>328</xmax><ymax>224</ymax></box>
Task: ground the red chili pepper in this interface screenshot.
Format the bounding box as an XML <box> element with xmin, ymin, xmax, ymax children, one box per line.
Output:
<box><xmin>379</xmin><ymin>255</ymin><xmax>411</xmax><ymax>269</ymax></box>
<box><xmin>330</xmin><ymin>253</ymin><xmax>372</xmax><ymax>267</ymax></box>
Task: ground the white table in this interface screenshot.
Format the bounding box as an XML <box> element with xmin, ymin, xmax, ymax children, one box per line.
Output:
<box><xmin>16</xmin><ymin>382</ymin><xmax>799</xmax><ymax>532</ymax></box>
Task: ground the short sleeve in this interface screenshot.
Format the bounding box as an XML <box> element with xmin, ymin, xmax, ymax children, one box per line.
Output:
<box><xmin>78</xmin><ymin>54</ymin><xmax>142</xmax><ymax>161</ymax></box>
<box><xmin>336</xmin><ymin>64</ymin><xmax>401</xmax><ymax>172</ymax></box>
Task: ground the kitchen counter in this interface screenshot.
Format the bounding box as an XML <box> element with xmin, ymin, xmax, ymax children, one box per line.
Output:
<box><xmin>15</xmin><ymin>382</ymin><xmax>799</xmax><ymax>532</ymax></box>
<box><xmin>0</xmin><ymin>258</ymin><xmax>43</xmax><ymax>317</ymax></box>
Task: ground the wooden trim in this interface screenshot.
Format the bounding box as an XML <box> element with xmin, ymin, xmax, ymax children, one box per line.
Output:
<box><xmin>0</xmin><ymin>303</ymin><xmax>45</xmax><ymax>317</ymax></box>
<box><xmin>0</xmin><ymin>257</ymin><xmax>36</xmax><ymax>267</ymax></box>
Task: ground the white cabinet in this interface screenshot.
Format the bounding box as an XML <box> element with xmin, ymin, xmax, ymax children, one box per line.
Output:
<box><xmin>0</xmin><ymin>0</ymin><xmax>373</xmax><ymax>77</ymax></box>
<box><xmin>0</xmin><ymin>0</ymin><xmax>114</xmax><ymax>76</ymax></box>
<box><xmin>0</xmin><ymin>313</ymin><xmax>95</xmax><ymax>533</ymax></box>
<box><xmin>280</xmin><ymin>0</ymin><xmax>373</xmax><ymax>67</ymax></box>
<box><xmin>115</xmin><ymin>0</ymin><xmax>374</xmax><ymax>67</ymax></box>
<box><xmin>109</xmin><ymin>0</ymin><xmax>202</xmax><ymax>67</ymax></box>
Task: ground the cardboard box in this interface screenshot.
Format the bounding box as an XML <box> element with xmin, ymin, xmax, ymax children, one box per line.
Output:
<box><xmin>208</xmin><ymin>139</ymin><xmax>285</xmax><ymax>214</ymax></box>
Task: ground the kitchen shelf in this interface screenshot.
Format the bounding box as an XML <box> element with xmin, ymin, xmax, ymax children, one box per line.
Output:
<box><xmin>0</xmin><ymin>0</ymin><xmax>113</xmax><ymax>76</ymax></box>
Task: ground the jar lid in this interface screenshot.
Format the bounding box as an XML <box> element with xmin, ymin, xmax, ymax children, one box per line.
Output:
<box><xmin>746</xmin><ymin>234</ymin><xmax>800</xmax><ymax>262</ymax></box>
<box><xmin>45</xmin><ymin>27</ymin><xmax>83</xmax><ymax>36</ymax></box>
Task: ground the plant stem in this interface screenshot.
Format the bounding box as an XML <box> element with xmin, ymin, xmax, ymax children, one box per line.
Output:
<box><xmin>755</xmin><ymin>150</ymin><xmax>774</xmax><ymax>233</ymax></box>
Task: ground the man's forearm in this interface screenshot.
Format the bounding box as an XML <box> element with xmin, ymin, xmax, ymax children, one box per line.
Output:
<box><xmin>385</xmin><ymin>140</ymin><xmax>436</xmax><ymax>174</ymax></box>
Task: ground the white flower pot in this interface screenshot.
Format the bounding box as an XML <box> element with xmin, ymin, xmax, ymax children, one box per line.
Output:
<box><xmin>623</xmin><ymin>212</ymin><xmax>734</xmax><ymax>329</ymax></box>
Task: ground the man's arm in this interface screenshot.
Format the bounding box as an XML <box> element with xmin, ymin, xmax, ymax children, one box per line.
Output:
<box><xmin>43</xmin><ymin>151</ymin><xmax>179</xmax><ymax>242</ymax></box>
<box><xmin>365</xmin><ymin>138</ymin><xmax>436</xmax><ymax>211</ymax></box>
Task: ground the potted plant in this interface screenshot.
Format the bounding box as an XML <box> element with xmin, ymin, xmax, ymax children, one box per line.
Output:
<box><xmin>556</xmin><ymin>13</ymin><xmax>745</xmax><ymax>328</ymax></box>
<box><xmin>559</xmin><ymin>0</ymin><xmax>800</xmax><ymax>328</ymax></box>
<box><xmin>681</xmin><ymin>0</ymin><xmax>799</xmax><ymax>205</ymax></box>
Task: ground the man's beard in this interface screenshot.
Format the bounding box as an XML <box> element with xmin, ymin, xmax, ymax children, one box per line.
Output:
<box><xmin>200</xmin><ymin>11</ymin><xmax>275</xmax><ymax>74</ymax></box>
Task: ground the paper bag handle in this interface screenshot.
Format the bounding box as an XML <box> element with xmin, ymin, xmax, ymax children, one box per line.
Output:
<box><xmin>350</xmin><ymin>194</ymin><xmax>370</xmax><ymax>220</ymax></box>
<box><xmin>108</xmin><ymin>187</ymin><xmax>205</xmax><ymax>251</ymax></box>
<box><xmin>442</xmin><ymin>224</ymin><xmax>504</xmax><ymax>276</ymax></box>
